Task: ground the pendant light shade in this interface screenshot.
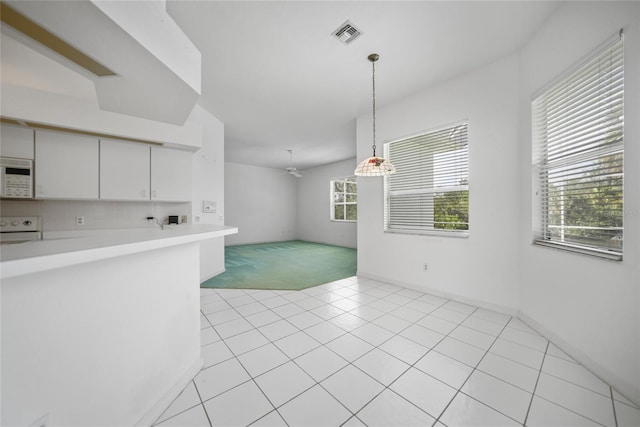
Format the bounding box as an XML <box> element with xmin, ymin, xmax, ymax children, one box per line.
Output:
<box><xmin>354</xmin><ymin>156</ymin><xmax>396</xmax><ymax>176</ymax></box>
<box><xmin>355</xmin><ymin>53</ymin><xmax>396</xmax><ymax>177</ymax></box>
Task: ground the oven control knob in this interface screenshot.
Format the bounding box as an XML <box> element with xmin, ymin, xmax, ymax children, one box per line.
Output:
<box><xmin>0</xmin><ymin>220</ymin><xmax>6</xmax><ymax>226</ymax></box>
<box><xmin>11</xmin><ymin>220</ymin><xmax>20</xmax><ymax>226</ymax></box>
<box><xmin>23</xmin><ymin>220</ymin><xmax>32</xmax><ymax>226</ymax></box>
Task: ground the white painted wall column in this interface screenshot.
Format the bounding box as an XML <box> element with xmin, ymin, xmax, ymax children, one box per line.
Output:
<box><xmin>356</xmin><ymin>54</ymin><xmax>521</xmax><ymax>313</ymax></box>
<box><xmin>517</xmin><ymin>1</ymin><xmax>640</xmax><ymax>405</ymax></box>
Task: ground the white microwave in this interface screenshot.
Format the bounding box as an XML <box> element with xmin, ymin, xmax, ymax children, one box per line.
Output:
<box><xmin>0</xmin><ymin>157</ymin><xmax>33</xmax><ymax>198</ymax></box>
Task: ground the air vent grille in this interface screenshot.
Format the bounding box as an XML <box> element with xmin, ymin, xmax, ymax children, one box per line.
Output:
<box><xmin>332</xmin><ymin>21</ymin><xmax>362</xmax><ymax>45</ymax></box>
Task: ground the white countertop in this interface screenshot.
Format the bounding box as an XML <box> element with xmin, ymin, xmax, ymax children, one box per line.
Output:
<box><xmin>0</xmin><ymin>225</ymin><xmax>238</xmax><ymax>280</ymax></box>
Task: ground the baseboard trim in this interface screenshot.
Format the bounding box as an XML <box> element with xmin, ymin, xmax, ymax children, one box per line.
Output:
<box><xmin>355</xmin><ymin>271</ymin><xmax>518</xmax><ymax>317</ymax></box>
<box><xmin>355</xmin><ymin>271</ymin><xmax>640</xmax><ymax>407</ymax></box>
<box><xmin>518</xmin><ymin>311</ymin><xmax>640</xmax><ymax>407</ymax></box>
<box><xmin>135</xmin><ymin>357</ymin><xmax>204</xmax><ymax>426</ymax></box>
<box><xmin>200</xmin><ymin>268</ymin><xmax>226</xmax><ymax>283</ymax></box>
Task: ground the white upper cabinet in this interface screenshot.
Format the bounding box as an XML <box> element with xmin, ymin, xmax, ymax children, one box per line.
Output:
<box><xmin>150</xmin><ymin>146</ymin><xmax>192</xmax><ymax>202</ymax></box>
<box><xmin>35</xmin><ymin>130</ymin><xmax>99</xmax><ymax>199</ymax></box>
<box><xmin>1</xmin><ymin>124</ymin><xmax>34</xmax><ymax>159</ymax></box>
<box><xmin>100</xmin><ymin>139</ymin><xmax>150</xmax><ymax>201</ymax></box>
<box><xmin>30</xmin><ymin>129</ymin><xmax>191</xmax><ymax>202</ymax></box>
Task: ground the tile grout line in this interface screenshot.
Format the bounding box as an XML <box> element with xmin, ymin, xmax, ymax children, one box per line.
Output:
<box><xmin>537</xmin><ymin>367</ymin><xmax>620</xmax><ymax>401</ymax></box>
<box><xmin>195</xmin><ymin>307</ymin><xmax>222</xmax><ymax>426</ymax></box>
<box><xmin>203</xmin><ymin>290</ymin><xmax>293</xmax><ymax>425</ymax></box>
<box><xmin>211</xmin><ymin>281</ymin><xmax>499</xmax><ymax>417</ymax></box>
<box><xmin>430</xmin><ymin>306</ymin><xmax>493</xmax><ymax>426</ymax></box>
<box><xmin>242</xmin><ymin>285</ymin><xmax>366</xmax><ymax>424</ymax></box>
<box><xmin>346</xmin><ymin>302</ymin><xmax>482</xmax><ymax>425</ymax></box>
<box><xmin>321</xmin><ymin>287</ymin><xmax>457</xmax><ymax>424</ymax></box>
<box><xmin>611</xmin><ymin>386</ymin><xmax>619</xmax><ymax>427</ymax></box>
<box><xmin>303</xmin><ymin>284</ymin><xmax>509</xmax><ymax>425</ymax></box>
<box><xmin>433</xmin><ymin>313</ymin><xmax>517</xmax><ymax>426</ymax></box>
<box><xmin>246</xmin><ymin>280</ymin><xmax>442</xmax><ymax>424</ymax></box>
<box><xmin>151</xmin><ymin>380</ymin><xmax>205</xmax><ymax>426</ymax></box>
<box><xmin>218</xmin><ymin>290</ymin><xmax>309</xmax><ymax>408</ymax></box>
<box><xmin>279</xmin><ymin>282</ymin><xmax>413</xmax><ymax>422</ymax></box>
<box><xmin>191</xmin><ymin>378</ymin><xmax>214</xmax><ymax>427</ymax></box>
<box><xmin>218</xmin><ymin>284</ymin><xmax>388</xmax><ymax>424</ymax></box>
<box><xmin>205</xmin><ymin>279</ymin><xmax>627</xmax><ymax>427</ymax></box>
<box><xmin>522</xmin><ymin>339</ymin><xmax>550</xmax><ymax>426</ymax></box>
<box><xmin>199</xmin><ymin>279</ymin><xmax>598</xmax><ymax>427</ymax></box>
<box><xmin>155</xmin><ymin>308</ymin><xmax>221</xmax><ymax>426</ymax></box>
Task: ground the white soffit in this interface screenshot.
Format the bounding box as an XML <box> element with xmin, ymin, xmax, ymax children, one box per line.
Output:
<box><xmin>3</xmin><ymin>0</ymin><xmax>201</xmax><ymax>126</ymax></box>
<box><xmin>91</xmin><ymin>0</ymin><xmax>201</xmax><ymax>94</ymax></box>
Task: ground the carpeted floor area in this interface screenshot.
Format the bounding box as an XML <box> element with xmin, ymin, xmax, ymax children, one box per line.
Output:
<box><xmin>201</xmin><ymin>240</ymin><xmax>357</xmax><ymax>291</ymax></box>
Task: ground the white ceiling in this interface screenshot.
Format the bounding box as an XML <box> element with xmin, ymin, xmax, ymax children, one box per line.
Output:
<box><xmin>2</xmin><ymin>1</ymin><xmax>560</xmax><ymax>171</ymax></box>
<box><xmin>166</xmin><ymin>1</ymin><xmax>559</xmax><ymax>171</ymax></box>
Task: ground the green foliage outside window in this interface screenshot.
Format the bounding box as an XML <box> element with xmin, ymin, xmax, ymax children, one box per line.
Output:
<box><xmin>546</xmin><ymin>153</ymin><xmax>623</xmax><ymax>251</ymax></box>
<box><xmin>434</xmin><ymin>189</ymin><xmax>469</xmax><ymax>230</ymax></box>
<box><xmin>331</xmin><ymin>177</ymin><xmax>357</xmax><ymax>221</ymax></box>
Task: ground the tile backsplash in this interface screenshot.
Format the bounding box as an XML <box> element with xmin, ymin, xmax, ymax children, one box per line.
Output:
<box><xmin>0</xmin><ymin>200</ymin><xmax>191</xmax><ymax>231</ymax></box>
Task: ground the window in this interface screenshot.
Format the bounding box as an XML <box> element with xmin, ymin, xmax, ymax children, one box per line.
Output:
<box><xmin>384</xmin><ymin>122</ymin><xmax>469</xmax><ymax>236</ymax></box>
<box><xmin>331</xmin><ymin>177</ymin><xmax>357</xmax><ymax>221</ymax></box>
<box><xmin>532</xmin><ymin>34</ymin><xmax>623</xmax><ymax>260</ymax></box>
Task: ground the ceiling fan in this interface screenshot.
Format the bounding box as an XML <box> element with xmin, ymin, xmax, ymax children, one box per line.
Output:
<box><xmin>285</xmin><ymin>149</ymin><xmax>303</xmax><ymax>178</ymax></box>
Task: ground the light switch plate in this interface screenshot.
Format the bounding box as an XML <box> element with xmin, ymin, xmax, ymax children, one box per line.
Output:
<box><xmin>203</xmin><ymin>200</ymin><xmax>216</xmax><ymax>213</ymax></box>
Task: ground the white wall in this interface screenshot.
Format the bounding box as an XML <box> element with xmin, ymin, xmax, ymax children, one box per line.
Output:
<box><xmin>190</xmin><ymin>105</ymin><xmax>226</xmax><ymax>281</ymax></box>
<box><xmin>1</xmin><ymin>105</ymin><xmax>227</xmax><ymax>283</ymax></box>
<box><xmin>0</xmin><ymin>199</ymin><xmax>189</xmax><ymax>231</ymax></box>
<box><xmin>0</xmin><ymin>33</ymin><xmax>201</xmax><ymax>150</ymax></box>
<box><xmin>2</xmin><ymin>243</ymin><xmax>202</xmax><ymax>426</ymax></box>
<box><xmin>355</xmin><ymin>0</ymin><xmax>640</xmax><ymax>406</ymax></box>
<box><xmin>517</xmin><ymin>1</ymin><xmax>640</xmax><ymax>405</ymax></box>
<box><xmin>356</xmin><ymin>54</ymin><xmax>521</xmax><ymax>313</ymax></box>
<box><xmin>1</xmin><ymin>30</ymin><xmax>228</xmax><ymax>283</ymax></box>
<box><xmin>297</xmin><ymin>158</ymin><xmax>357</xmax><ymax>248</ymax></box>
<box><xmin>224</xmin><ymin>162</ymin><xmax>297</xmax><ymax>245</ymax></box>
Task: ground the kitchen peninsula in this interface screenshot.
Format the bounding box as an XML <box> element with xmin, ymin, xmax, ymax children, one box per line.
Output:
<box><xmin>1</xmin><ymin>225</ymin><xmax>237</xmax><ymax>426</ymax></box>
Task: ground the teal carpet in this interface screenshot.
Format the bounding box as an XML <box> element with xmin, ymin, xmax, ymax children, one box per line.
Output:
<box><xmin>201</xmin><ymin>240</ymin><xmax>357</xmax><ymax>291</ymax></box>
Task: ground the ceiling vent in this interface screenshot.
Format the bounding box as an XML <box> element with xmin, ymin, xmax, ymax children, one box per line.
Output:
<box><xmin>332</xmin><ymin>21</ymin><xmax>362</xmax><ymax>45</ymax></box>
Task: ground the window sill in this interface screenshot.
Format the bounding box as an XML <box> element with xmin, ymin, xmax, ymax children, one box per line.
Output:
<box><xmin>384</xmin><ymin>228</ymin><xmax>469</xmax><ymax>239</ymax></box>
<box><xmin>533</xmin><ymin>240</ymin><xmax>622</xmax><ymax>261</ymax></box>
<box><xmin>330</xmin><ymin>220</ymin><xmax>357</xmax><ymax>223</ymax></box>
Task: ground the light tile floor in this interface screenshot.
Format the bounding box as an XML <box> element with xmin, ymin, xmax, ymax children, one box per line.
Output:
<box><xmin>153</xmin><ymin>276</ymin><xmax>640</xmax><ymax>427</ymax></box>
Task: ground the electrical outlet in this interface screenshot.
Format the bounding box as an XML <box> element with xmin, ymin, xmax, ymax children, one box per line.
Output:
<box><xmin>75</xmin><ymin>216</ymin><xmax>85</xmax><ymax>226</ymax></box>
<box><xmin>423</xmin><ymin>263</ymin><xmax>428</xmax><ymax>271</ymax></box>
<box><xmin>195</xmin><ymin>216</ymin><xmax>201</xmax><ymax>223</ymax></box>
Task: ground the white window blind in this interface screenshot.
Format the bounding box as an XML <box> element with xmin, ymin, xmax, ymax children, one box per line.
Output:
<box><xmin>532</xmin><ymin>34</ymin><xmax>623</xmax><ymax>260</ymax></box>
<box><xmin>384</xmin><ymin>123</ymin><xmax>469</xmax><ymax>236</ymax></box>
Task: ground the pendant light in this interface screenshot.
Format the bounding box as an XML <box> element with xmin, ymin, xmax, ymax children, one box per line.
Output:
<box><xmin>355</xmin><ymin>53</ymin><xmax>396</xmax><ymax>177</ymax></box>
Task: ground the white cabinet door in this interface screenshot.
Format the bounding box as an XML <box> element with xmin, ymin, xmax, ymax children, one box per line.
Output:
<box><xmin>150</xmin><ymin>147</ymin><xmax>192</xmax><ymax>202</ymax></box>
<box><xmin>1</xmin><ymin>124</ymin><xmax>34</xmax><ymax>159</ymax></box>
<box><xmin>100</xmin><ymin>139</ymin><xmax>150</xmax><ymax>200</ymax></box>
<box><xmin>35</xmin><ymin>130</ymin><xmax>99</xmax><ymax>199</ymax></box>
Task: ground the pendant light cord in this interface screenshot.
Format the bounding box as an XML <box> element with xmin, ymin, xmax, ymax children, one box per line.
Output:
<box><xmin>372</xmin><ymin>58</ymin><xmax>377</xmax><ymax>157</ymax></box>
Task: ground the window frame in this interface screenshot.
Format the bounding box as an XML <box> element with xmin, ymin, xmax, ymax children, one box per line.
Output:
<box><xmin>330</xmin><ymin>176</ymin><xmax>357</xmax><ymax>222</ymax></box>
<box><xmin>531</xmin><ymin>33</ymin><xmax>624</xmax><ymax>261</ymax></box>
<box><xmin>383</xmin><ymin>121</ymin><xmax>469</xmax><ymax>237</ymax></box>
